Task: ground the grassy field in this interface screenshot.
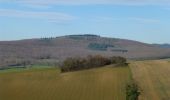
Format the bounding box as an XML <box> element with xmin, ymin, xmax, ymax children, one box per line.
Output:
<box><xmin>0</xmin><ymin>65</ymin><xmax>131</xmax><ymax>100</ymax></box>
<box><xmin>130</xmin><ymin>60</ymin><xmax>170</xmax><ymax>100</ymax></box>
<box><xmin>0</xmin><ymin>65</ymin><xmax>54</xmax><ymax>73</ymax></box>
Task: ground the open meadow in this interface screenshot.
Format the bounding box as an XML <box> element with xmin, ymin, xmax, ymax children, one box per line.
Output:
<box><xmin>0</xmin><ymin>65</ymin><xmax>131</xmax><ymax>100</ymax></box>
<box><xmin>130</xmin><ymin>60</ymin><xmax>170</xmax><ymax>100</ymax></box>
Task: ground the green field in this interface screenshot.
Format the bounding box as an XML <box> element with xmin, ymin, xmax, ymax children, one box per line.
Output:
<box><xmin>130</xmin><ymin>60</ymin><xmax>170</xmax><ymax>100</ymax></box>
<box><xmin>0</xmin><ymin>65</ymin><xmax>54</xmax><ymax>73</ymax></box>
<box><xmin>0</xmin><ymin>65</ymin><xmax>131</xmax><ymax>100</ymax></box>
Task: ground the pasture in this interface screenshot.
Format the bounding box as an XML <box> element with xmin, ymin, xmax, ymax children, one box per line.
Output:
<box><xmin>130</xmin><ymin>60</ymin><xmax>170</xmax><ymax>100</ymax></box>
<box><xmin>0</xmin><ymin>65</ymin><xmax>131</xmax><ymax>100</ymax></box>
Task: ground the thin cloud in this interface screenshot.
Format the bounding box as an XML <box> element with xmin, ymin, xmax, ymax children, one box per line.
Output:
<box><xmin>92</xmin><ymin>17</ymin><xmax>121</xmax><ymax>23</ymax></box>
<box><xmin>5</xmin><ymin>0</ymin><xmax>170</xmax><ymax>5</ymax></box>
<box><xmin>0</xmin><ymin>9</ymin><xmax>75</xmax><ymax>23</ymax></box>
<box><xmin>92</xmin><ymin>16</ymin><xmax>160</xmax><ymax>24</ymax></box>
<box><xmin>129</xmin><ymin>17</ymin><xmax>160</xmax><ymax>23</ymax></box>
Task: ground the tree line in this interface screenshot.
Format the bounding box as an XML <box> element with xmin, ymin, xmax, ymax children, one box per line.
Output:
<box><xmin>60</xmin><ymin>55</ymin><xmax>127</xmax><ymax>72</ymax></box>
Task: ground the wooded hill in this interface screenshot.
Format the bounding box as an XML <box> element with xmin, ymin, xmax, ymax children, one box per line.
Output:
<box><xmin>0</xmin><ymin>34</ymin><xmax>170</xmax><ymax>68</ymax></box>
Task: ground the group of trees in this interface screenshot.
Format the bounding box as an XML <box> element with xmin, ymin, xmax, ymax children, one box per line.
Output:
<box><xmin>67</xmin><ymin>34</ymin><xmax>100</xmax><ymax>40</ymax></box>
<box><xmin>111</xmin><ymin>49</ymin><xmax>128</xmax><ymax>53</ymax></box>
<box><xmin>61</xmin><ymin>55</ymin><xmax>127</xmax><ymax>72</ymax></box>
<box><xmin>88</xmin><ymin>43</ymin><xmax>115</xmax><ymax>51</ymax></box>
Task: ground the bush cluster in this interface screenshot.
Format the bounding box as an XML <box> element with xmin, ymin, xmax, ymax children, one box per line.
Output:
<box><xmin>61</xmin><ymin>55</ymin><xmax>127</xmax><ymax>72</ymax></box>
<box><xmin>126</xmin><ymin>82</ymin><xmax>140</xmax><ymax>100</ymax></box>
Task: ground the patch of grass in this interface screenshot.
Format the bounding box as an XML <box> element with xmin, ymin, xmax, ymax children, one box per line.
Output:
<box><xmin>0</xmin><ymin>65</ymin><xmax>54</xmax><ymax>73</ymax></box>
<box><xmin>0</xmin><ymin>65</ymin><xmax>131</xmax><ymax>100</ymax></box>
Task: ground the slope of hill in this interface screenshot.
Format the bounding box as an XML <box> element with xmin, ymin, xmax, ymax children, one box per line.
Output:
<box><xmin>0</xmin><ymin>34</ymin><xmax>170</xmax><ymax>68</ymax></box>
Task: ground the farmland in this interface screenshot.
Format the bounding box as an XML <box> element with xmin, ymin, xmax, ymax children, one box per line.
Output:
<box><xmin>3</xmin><ymin>59</ymin><xmax>170</xmax><ymax>100</ymax></box>
<box><xmin>130</xmin><ymin>60</ymin><xmax>170</xmax><ymax>100</ymax></box>
<box><xmin>0</xmin><ymin>65</ymin><xmax>131</xmax><ymax>100</ymax></box>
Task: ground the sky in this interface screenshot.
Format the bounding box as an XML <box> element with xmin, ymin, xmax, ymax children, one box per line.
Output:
<box><xmin>0</xmin><ymin>0</ymin><xmax>170</xmax><ymax>43</ymax></box>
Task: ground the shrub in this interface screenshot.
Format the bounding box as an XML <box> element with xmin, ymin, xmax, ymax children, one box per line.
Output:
<box><xmin>126</xmin><ymin>82</ymin><xmax>140</xmax><ymax>100</ymax></box>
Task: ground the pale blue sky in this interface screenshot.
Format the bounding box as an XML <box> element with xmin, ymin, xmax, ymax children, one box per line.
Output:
<box><xmin>0</xmin><ymin>0</ymin><xmax>170</xmax><ymax>43</ymax></box>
